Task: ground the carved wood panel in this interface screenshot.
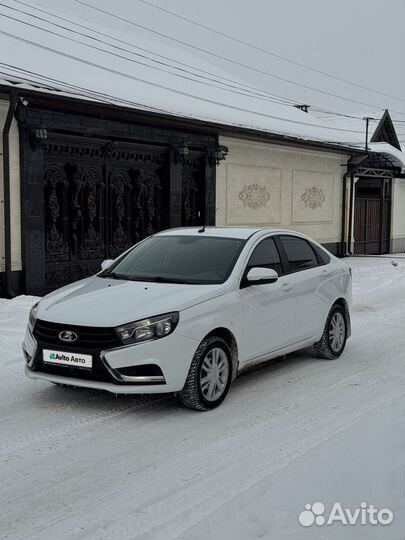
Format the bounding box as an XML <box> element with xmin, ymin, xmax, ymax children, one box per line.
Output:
<box><xmin>43</xmin><ymin>136</ymin><xmax>169</xmax><ymax>291</ymax></box>
<box><xmin>182</xmin><ymin>152</ymin><xmax>205</xmax><ymax>226</ymax></box>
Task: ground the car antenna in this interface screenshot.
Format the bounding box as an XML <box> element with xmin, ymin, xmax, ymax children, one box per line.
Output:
<box><xmin>198</xmin><ymin>224</ymin><xmax>206</xmax><ymax>233</ymax></box>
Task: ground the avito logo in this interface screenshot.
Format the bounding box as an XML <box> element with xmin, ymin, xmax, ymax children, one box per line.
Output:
<box><xmin>298</xmin><ymin>502</ymin><xmax>394</xmax><ymax>527</ymax></box>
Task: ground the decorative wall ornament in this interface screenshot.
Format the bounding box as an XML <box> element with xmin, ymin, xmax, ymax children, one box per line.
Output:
<box><xmin>239</xmin><ymin>183</ymin><xmax>271</xmax><ymax>209</ymax></box>
<box><xmin>182</xmin><ymin>152</ymin><xmax>204</xmax><ymax>226</ymax></box>
<box><xmin>44</xmin><ymin>165</ymin><xmax>68</xmax><ymax>261</ymax></box>
<box><xmin>109</xmin><ymin>169</ymin><xmax>132</xmax><ymax>254</ymax></box>
<box><xmin>76</xmin><ymin>167</ymin><xmax>105</xmax><ymax>257</ymax></box>
<box><xmin>301</xmin><ymin>186</ymin><xmax>326</xmax><ymax>209</ymax></box>
<box><xmin>182</xmin><ymin>172</ymin><xmax>198</xmax><ymax>226</ymax></box>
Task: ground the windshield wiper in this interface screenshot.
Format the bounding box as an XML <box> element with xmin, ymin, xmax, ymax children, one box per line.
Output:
<box><xmin>100</xmin><ymin>273</ymin><xmax>190</xmax><ymax>284</ymax></box>
<box><xmin>100</xmin><ymin>272</ymin><xmax>132</xmax><ymax>280</ymax></box>
<box><xmin>143</xmin><ymin>276</ymin><xmax>189</xmax><ymax>284</ymax></box>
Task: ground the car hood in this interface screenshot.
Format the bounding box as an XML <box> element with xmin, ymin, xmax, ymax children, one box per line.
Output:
<box><xmin>37</xmin><ymin>276</ymin><xmax>225</xmax><ymax>327</ymax></box>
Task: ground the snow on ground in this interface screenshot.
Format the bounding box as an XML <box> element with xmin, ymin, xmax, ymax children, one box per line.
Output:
<box><xmin>0</xmin><ymin>257</ymin><xmax>404</xmax><ymax>540</ymax></box>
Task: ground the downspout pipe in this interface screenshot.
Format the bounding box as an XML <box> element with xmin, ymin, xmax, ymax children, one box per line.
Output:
<box><xmin>2</xmin><ymin>90</ymin><xmax>18</xmax><ymax>298</ymax></box>
<box><xmin>340</xmin><ymin>171</ymin><xmax>348</xmax><ymax>256</ymax></box>
<box><xmin>347</xmin><ymin>173</ymin><xmax>355</xmax><ymax>256</ymax></box>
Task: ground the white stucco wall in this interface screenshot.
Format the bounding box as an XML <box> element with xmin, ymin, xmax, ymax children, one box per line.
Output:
<box><xmin>0</xmin><ymin>98</ymin><xmax>22</xmax><ymax>274</ymax></box>
<box><xmin>217</xmin><ymin>136</ymin><xmax>349</xmax><ymax>247</ymax></box>
<box><xmin>391</xmin><ymin>178</ymin><xmax>405</xmax><ymax>252</ymax></box>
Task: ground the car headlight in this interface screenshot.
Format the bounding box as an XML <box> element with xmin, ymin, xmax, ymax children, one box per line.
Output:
<box><xmin>28</xmin><ymin>302</ymin><xmax>39</xmax><ymax>330</ymax></box>
<box><xmin>116</xmin><ymin>312</ymin><xmax>179</xmax><ymax>345</ymax></box>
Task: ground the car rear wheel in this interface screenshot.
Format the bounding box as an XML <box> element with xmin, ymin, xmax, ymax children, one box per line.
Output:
<box><xmin>314</xmin><ymin>304</ymin><xmax>347</xmax><ymax>360</ymax></box>
<box><xmin>179</xmin><ymin>336</ymin><xmax>232</xmax><ymax>411</ymax></box>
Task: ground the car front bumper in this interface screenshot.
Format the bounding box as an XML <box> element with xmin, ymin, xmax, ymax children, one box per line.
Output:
<box><xmin>23</xmin><ymin>326</ymin><xmax>199</xmax><ymax>394</ymax></box>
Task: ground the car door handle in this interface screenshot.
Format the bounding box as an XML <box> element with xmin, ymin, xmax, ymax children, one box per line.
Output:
<box><xmin>281</xmin><ymin>282</ymin><xmax>293</xmax><ymax>292</ymax></box>
<box><xmin>321</xmin><ymin>268</ymin><xmax>331</xmax><ymax>277</ymax></box>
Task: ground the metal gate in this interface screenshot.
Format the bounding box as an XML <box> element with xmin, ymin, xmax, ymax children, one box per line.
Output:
<box><xmin>43</xmin><ymin>135</ymin><xmax>207</xmax><ymax>291</ymax></box>
<box><xmin>353</xmin><ymin>178</ymin><xmax>391</xmax><ymax>254</ymax></box>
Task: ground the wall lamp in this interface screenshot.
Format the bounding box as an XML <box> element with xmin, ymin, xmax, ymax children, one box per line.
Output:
<box><xmin>209</xmin><ymin>145</ymin><xmax>228</xmax><ymax>167</ymax></box>
<box><xmin>30</xmin><ymin>124</ymin><xmax>48</xmax><ymax>149</ymax></box>
<box><xmin>174</xmin><ymin>143</ymin><xmax>189</xmax><ymax>164</ymax></box>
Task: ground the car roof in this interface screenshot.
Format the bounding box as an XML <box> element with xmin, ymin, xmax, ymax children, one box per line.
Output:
<box><xmin>156</xmin><ymin>227</ymin><xmax>300</xmax><ymax>240</ymax></box>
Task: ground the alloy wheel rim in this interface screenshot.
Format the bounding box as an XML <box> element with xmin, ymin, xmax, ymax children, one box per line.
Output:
<box><xmin>200</xmin><ymin>347</ymin><xmax>229</xmax><ymax>402</ymax></box>
<box><xmin>329</xmin><ymin>312</ymin><xmax>345</xmax><ymax>352</ymax></box>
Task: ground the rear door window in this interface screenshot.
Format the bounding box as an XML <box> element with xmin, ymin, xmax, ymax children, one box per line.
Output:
<box><xmin>279</xmin><ymin>235</ymin><xmax>319</xmax><ymax>273</ymax></box>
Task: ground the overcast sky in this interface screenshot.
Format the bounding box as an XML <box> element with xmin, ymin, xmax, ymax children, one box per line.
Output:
<box><xmin>1</xmin><ymin>0</ymin><xmax>404</xmax><ymax>140</ymax></box>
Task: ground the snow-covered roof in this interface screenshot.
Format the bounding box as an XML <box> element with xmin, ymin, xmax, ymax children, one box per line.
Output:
<box><xmin>368</xmin><ymin>142</ymin><xmax>405</xmax><ymax>173</ymax></box>
<box><xmin>0</xmin><ymin>2</ymin><xmax>400</xmax><ymax>151</ymax></box>
<box><xmin>0</xmin><ymin>72</ymin><xmax>369</xmax><ymax>150</ymax></box>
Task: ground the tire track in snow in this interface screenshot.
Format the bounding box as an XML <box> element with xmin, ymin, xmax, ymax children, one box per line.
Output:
<box><xmin>18</xmin><ymin>368</ymin><xmax>404</xmax><ymax>540</ymax></box>
<box><xmin>0</xmin><ymin>393</ymin><xmax>173</xmax><ymax>458</ymax></box>
<box><xmin>109</xmin><ymin>380</ymin><xmax>405</xmax><ymax>540</ymax></box>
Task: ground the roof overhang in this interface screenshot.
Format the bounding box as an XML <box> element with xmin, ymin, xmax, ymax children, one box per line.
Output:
<box><xmin>0</xmin><ymin>83</ymin><xmax>362</xmax><ymax>155</ymax></box>
<box><xmin>348</xmin><ymin>142</ymin><xmax>405</xmax><ymax>177</ymax></box>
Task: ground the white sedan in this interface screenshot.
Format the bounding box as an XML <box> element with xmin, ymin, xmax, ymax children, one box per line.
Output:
<box><xmin>24</xmin><ymin>227</ymin><xmax>352</xmax><ymax>410</ymax></box>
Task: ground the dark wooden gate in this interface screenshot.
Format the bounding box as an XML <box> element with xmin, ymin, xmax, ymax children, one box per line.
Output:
<box><xmin>354</xmin><ymin>178</ymin><xmax>391</xmax><ymax>255</ymax></box>
<box><xmin>18</xmin><ymin>102</ymin><xmax>218</xmax><ymax>296</ymax></box>
<box><xmin>182</xmin><ymin>151</ymin><xmax>206</xmax><ymax>227</ymax></box>
<box><xmin>42</xmin><ymin>135</ymin><xmax>174</xmax><ymax>291</ymax></box>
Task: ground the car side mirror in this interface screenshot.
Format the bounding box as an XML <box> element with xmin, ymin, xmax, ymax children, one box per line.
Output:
<box><xmin>246</xmin><ymin>267</ymin><xmax>279</xmax><ymax>285</ymax></box>
<box><xmin>101</xmin><ymin>259</ymin><xmax>114</xmax><ymax>271</ymax></box>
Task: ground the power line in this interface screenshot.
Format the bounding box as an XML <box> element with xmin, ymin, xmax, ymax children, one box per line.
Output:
<box><xmin>0</xmin><ymin>64</ymin><xmax>170</xmax><ymax>113</ymax></box>
<box><xmin>6</xmin><ymin>0</ymin><xmax>405</xmax><ymax>123</ymax></box>
<box><xmin>73</xmin><ymin>0</ymin><xmax>405</xmax><ymax>115</ymax></box>
<box><xmin>1</xmin><ymin>7</ymin><xmax>403</xmax><ymax>137</ymax></box>
<box><xmin>3</xmin><ymin>5</ymin><xmax>397</xmax><ymax>127</ymax></box>
<box><xmin>5</xmin><ymin>63</ymin><xmax>405</xmax><ymax>150</ymax></box>
<box><xmin>0</xmin><ymin>35</ymin><xmax>369</xmax><ymax>138</ymax></box>
<box><xmin>135</xmin><ymin>0</ymin><xmax>405</xmax><ymax>104</ymax></box>
<box><xmin>0</xmin><ymin>63</ymin><xmax>385</xmax><ymax>134</ymax></box>
<box><xmin>0</xmin><ymin>8</ymin><xmax>305</xmax><ymax>108</ymax></box>
<box><xmin>6</xmin><ymin>0</ymin><xmax>298</xmax><ymax>107</ymax></box>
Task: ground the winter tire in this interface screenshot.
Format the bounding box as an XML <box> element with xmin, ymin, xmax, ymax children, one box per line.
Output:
<box><xmin>179</xmin><ymin>336</ymin><xmax>233</xmax><ymax>411</ymax></box>
<box><xmin>314</xmin><ymin>304</ymin><xmax>347</xmax><ymax>360</ymax></box>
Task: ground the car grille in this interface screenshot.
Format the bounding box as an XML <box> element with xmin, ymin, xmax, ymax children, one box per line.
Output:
<box><xmin>33</xmin><ymin>319</ymin><xmax>122</xmax><ymax>350</ymax></box>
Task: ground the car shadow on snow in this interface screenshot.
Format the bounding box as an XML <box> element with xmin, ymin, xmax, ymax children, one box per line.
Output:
<box><xmin>232</xmin><ymin>347</ymin><xmax>329</xmax><ymax>390</ymax></box>
<box><xmin>27</xmin><ymin>348</ymin><xmax>332</xmax><ymax>416</ymax></box>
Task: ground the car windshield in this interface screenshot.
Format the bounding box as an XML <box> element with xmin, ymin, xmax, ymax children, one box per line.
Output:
<box><xmin>99</xmin><ymin>235</ymin><xmax>245</xmax><ymax>284</ymax></box>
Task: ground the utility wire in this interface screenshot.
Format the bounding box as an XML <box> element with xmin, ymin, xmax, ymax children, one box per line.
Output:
<box><xmin>5</xmin><ymin>0</ymin><xmax>297</xmax><ymax>107</ymax></box>
<box><xmin>73</xmin><ymin>0</ymin><xmax>405</xmax><ymax>114</ymax></box>
<box><xmin>1</xmin><ymin>6</ymin><xmax>404</xmax><ymax>136</ymax></box>
<box><xmin>0</xmin><ymin>9</ymin><xmax>306</xmax><ymax>107</ymax></box>
<box><xmin>0</xmin><ymin>40</ymin><xmax>369</xmax><ymax>137</ymax></box>
<box><xmin>1</xmin><ymin>8</ymin><xmax>395</xmax><ymax>129</ymax></box>
<box><xmin>0</xmin><ymin>64</ymin><xmax>169</xmax><ymax>113</ymax></box>
<box><xmin>5</xmin><ymin>0</ymin><xmax>405</xmax><ymax>121</ymax></box>
<box><xmin>4</xmin><ymin>64</ymin><xmax>405</xmax><ymax>146</ymax></box>
<box><xmin>136</xmin><ymin>0</ymin><xmax>405</xmax><ymax>104</ymax></box>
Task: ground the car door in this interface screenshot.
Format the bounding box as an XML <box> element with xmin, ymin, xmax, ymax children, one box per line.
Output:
<box><xmin>239</xmin><ymin>236</ymin><xmax>297</xmax><ymax>363</ymax></box>
<box><xmin>276</xmin><ymin>235</ymin><xmax>326</xmax><ymax>342</ymax></box>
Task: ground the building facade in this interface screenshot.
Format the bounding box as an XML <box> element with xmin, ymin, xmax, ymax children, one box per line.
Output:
<box><xmin>1</xmin><ymin>86</ymin><xmax>405</xmax><ymax>298</ymax></box>
<box><xmin>216</xmin><ymin>136</ymin><xmax>349</xmax><ymax>255</ymax></box>
<box><xmin>0</xmin><ymin>90</ymin><xmax>223</xmax><ymax>297</ymax></box>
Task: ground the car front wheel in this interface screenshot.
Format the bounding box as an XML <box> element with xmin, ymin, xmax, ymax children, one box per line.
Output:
<box><xmin>314</xmin><ymin>304</ymin><xmax>347</xmax><ymax>360</ymax></box>
<box><xmin>179</xmin><ymin>336</ymin><xmax>233</xmax><ymax>411</ymax></box>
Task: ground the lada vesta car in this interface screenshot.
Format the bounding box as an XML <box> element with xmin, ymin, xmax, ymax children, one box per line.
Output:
<box><xmin>24</xmin><ymin>227</ymin><xmax>352</xmax><ymax>410</ymax></box>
